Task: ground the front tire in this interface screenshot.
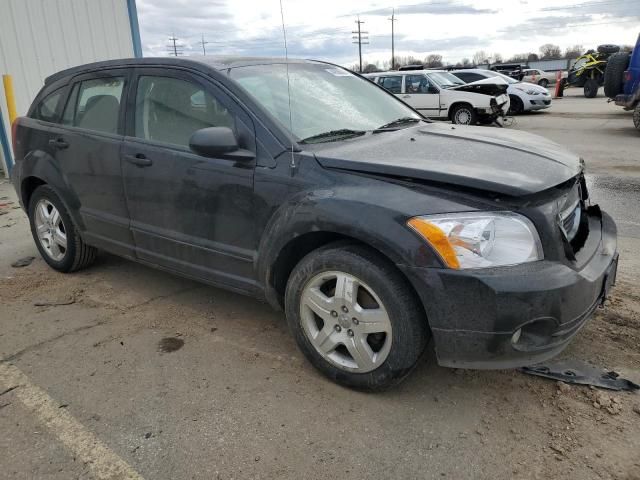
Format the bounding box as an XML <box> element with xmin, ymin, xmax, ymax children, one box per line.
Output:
<box><xmin>28</xmin><ymin>185</ymin><xmax>97</xmax><ymax>273</ymax></box>
<box><xmin>285</xmin><ymin>243</ymin><xmax>429</xmax><ymax>391</ymax></box>
<box><xmin>584</xmin><ymin>78</ymin><xmax>599</xmax><ymax>98</ymax></box>
<box><xmin>508</xmin><ymin>95</ymin><xmax>524</xmax><ymax>115</ymax></box>
<box><xmin>450</xmin><ymin>104</ymin><xmax>477</xmax><ymax>125</ymax></box>
<box><xmin>538</xmin><ymin>78</ymin><xmax>549</xmax><ymax>88</ymax></box>
<box><xmin>634</xmin><ymin>103</ymin><xmax>640</xmax><ymax>132</ymax></box>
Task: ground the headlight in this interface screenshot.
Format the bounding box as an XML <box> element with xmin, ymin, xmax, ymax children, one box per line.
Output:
<box><xmin>407</xmin><ymin>212</ymin><xmax>543</xmax><ymax>269</ymax></box>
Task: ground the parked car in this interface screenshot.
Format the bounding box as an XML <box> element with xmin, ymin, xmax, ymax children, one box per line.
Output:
<box><xmin>451</xmin><ymin>69</ymin><xmax>552</xmax><ymax>115</ymax></box>
<box><xmin>521</xmin><ymin>68</ymin><xmax>566</xmax><ymax>87</ymax></box>
<box><xmin>604</xmin><ymin>33</ymin><xmax>639</xmax><ymax>131</ymax></box>
<box><xmin>364</xmin><ymin>70</ymin><xmax>509</xmax><ymax>125</ymax></box>
<box><xmin>11</xmin><ymin>57</ymin><xmax>618</xmax><ymax>390</ymax></box>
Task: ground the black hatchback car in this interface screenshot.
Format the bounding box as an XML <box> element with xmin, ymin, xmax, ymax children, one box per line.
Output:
<box><xmin>12</xmin><ymin>57</ymin><xmax>618</xmax><ymax>390</ymax></box>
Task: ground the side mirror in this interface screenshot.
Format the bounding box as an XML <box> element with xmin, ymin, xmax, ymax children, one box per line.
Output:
<box><xmin>189</xmin><ymin>127</ymin><xmax>243</xmax><ymax>158</ymax></box>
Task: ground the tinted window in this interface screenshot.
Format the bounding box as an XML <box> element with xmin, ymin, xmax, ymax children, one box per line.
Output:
<box><xmin>404</xmin><ymin>74</ymin><xmax>431</xmax><ymax>93</ymax></box>
<box><xmin>134</xmin><ymin>76</ymin><xmax>234</xmax><ymax>148</ymax></box>
<box><xmin>32</xmin><ymin>90</ymin><xmax>63</xmax><ymax>123</ymax></box>
<box><xmin>377</xmin><ymin>76</ymin><xmax>402</xmax><ymax>94</ymax></box>
<box><xmin>455</xmin><ymin>72</ymin><xmax>484</xmax><ymax>83</ymax></box>
<box><xmin>62</xmin><ymin>77</ymin><xmax>124</xmax><ymax>134</ymax></box>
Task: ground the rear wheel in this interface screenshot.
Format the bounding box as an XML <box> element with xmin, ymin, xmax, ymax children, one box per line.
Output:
<box><xmin>450</xmin><ymin>104</ymin><xmax>477</xmax><ymax>125</ymax></box>
<box><xmin>285</xmin><ymin>243</ymin><xmax>429</xmax><ymax>390</ymax></box>
<box><xmin>28</xmin><ymin>185</ymin><xmax>97</xmax><ymax>272</ymax></box>
<box><xmin>508</xmin><ymin>95</ymin><xmax>524</xmax><ymax>115</ymax></box>
<box><xmin>634</xmin><ymin>104</ymin><xmax>640</xmax><ymax>132</ymax></box>
<box><xmin>584</xmin><ymin>79</ymin><xmax>599</xmax><ymax>98</ymax></box>
<box><xmin>538</xmin><ymin>78</ymin><xmax>549</xmax><ymax>88</ymax></box>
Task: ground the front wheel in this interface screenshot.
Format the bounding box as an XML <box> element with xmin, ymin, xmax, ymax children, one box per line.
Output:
<box><xmin>538</xmin><ymin>78</ymin><xmax>549</xmax><ymax>88</ymax></box>
<box><xmin>584</xmin><ymin>79</ymin><xmax>599</xmax><ymax>98</ymax></box>
<box><xmin>634</xmin><ymin>103</ymin><xmax>640</xmax><ymax>132</ymax></box>
<box><xmin>28</xmin><ymin>185</ymin><xmax>97</xmax><ymax>272</ymax></box>
<box><xmin>285</xmin><ymin>244</ymin><xmax>429</xmax><ymax>390</ymax></box>
<box><xmin>450</xmin><ymin>104</ymin><xmax>478</xmax><ymax>125</ymax></box>
<box><xmin>508</xmin><ymin>95</ymin><xmax>524</xmax><ymax>115</ymax></box>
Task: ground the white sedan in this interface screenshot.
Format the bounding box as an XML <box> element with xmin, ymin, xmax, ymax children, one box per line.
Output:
<box><xmin>451</xmin><ymin>69</ymin><xmax>552</xmax><ymax>115</ymax></box>
<box><xmin>365</xmin><ymin>70</ymin><xmax>509</xmax><ymax>126</ymax></box>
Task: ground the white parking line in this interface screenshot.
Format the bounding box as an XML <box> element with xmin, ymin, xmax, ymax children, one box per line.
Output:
<box><xmin>0</xmin><ymin>362</ymin><xmax>145</xmax><ymax>480</ymax></box>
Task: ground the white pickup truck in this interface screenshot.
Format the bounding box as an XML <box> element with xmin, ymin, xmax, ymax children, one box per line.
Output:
<box><xmin>364</xmin><ymin>69</ymin><xmax>509</xmax><ymax>125</ymax></box>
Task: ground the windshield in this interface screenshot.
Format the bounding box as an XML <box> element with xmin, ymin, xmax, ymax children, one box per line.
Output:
<box><xmin>427</xmin><ymin>72</ymin><xmax>466</xmax><ymax>88</ymax></box>
<box><xmin>484</xmin><ymin>70</ymin><xmax>519</xmax><ymax>84</ymax></box>
<box><xmin>229</xmin><ymin>63</ymin><xmax>420</xmax><ymax>141</ymax></box>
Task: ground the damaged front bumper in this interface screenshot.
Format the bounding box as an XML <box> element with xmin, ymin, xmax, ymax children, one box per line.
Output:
<box><xmin>399</xmin><ymin>210</ymin><xmax>618</xmax><ymax>369</ymax></box>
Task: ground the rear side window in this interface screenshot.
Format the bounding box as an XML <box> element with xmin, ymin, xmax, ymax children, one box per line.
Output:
<box><xmin>62</xmin><ymin>77</ymin><xmax>124</xmax><ymax>134</ymax></box>
<box><xmin>31</xmin><ymin>90</ymin><xmax>63</xmax><ymax>123</ymax></box>
<box><xmin>134</xmin><ymin>75</ymin><xmax>234</xmax><ymax>148</ymax></box>
<box><xmin>377</xmin><ymin>76</ymin><xmax>402</xmax><ymax>94</ymax></box>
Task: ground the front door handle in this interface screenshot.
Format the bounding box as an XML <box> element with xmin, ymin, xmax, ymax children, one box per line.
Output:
<box><xmin>124</xmin><ymin>154</ymin><xmax>153</xmax><ymax>167</ymax></box>
<box><xmin>48</xmin><ymin>138</ymin><xmax>69</xmax><ymax>149</ymax></box>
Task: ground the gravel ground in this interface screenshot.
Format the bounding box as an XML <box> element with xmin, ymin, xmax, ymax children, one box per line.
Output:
<box><xmin>1</xmin><ymin>89</ymin><xmax>639</xmax><ymax>480</ymax></box>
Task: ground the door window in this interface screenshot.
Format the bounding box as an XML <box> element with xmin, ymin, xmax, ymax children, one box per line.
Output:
<box><xmin>62</xmin><ymin>77</ymin><xmax>125</xmax><ymax>134</ymax></box>
<box><xmin>377</xmin><ymin>76</ymin><xmax>402</xmax><ymax>94</ymax></box>
<box><xmin>134</xmin><ymin>76</ymin><xmax>234</xmax><ymax>148</ymax></box>
<box><xmin>404</xmin><ymin>75</ymin><xmax>431</xmax><ymax>93</ymax></box>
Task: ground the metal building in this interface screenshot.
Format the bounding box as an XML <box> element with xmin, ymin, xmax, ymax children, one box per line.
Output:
<box><xmin>0</xmin><ymin>0</ymin><xmax>142</xmax><ymax>177</ymax></box>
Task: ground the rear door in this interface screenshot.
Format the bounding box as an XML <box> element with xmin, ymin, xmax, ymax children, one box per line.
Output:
<box><xmin>47</xmin><ymin>69</ymin><xmax>134</xmax><ymax>257</ymax></box>
<box><xmin>401</xmin><ymin>74</ymin><xmax>441</xmax><ymax>117</ymax></box>
<box><xmin>121</xmin><ymin>67</ymin><xmax>258</xmax><ymax>290</ymax></box>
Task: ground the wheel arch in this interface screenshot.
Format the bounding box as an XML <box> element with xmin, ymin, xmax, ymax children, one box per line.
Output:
<box><xmin>447</xmin><ymin>101</ymin><xmax>475</xmax><ymax>120</ymax></box>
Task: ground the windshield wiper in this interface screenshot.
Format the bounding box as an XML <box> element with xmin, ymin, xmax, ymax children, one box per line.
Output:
<box><xmin>300</xmin><ymin>129</ymin><xmax>366</xmax><ymax>144</ymax></box>
<box><xmin>374</xmin><ymin>117</ymin><xmax>421</xmax><ymax>131</ymax></box>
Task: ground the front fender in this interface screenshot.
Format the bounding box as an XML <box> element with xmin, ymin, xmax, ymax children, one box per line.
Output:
<box><xmin>256</xmin><ymin>186</ymin><xmax>446</xmax><ymax>289</ymax></box>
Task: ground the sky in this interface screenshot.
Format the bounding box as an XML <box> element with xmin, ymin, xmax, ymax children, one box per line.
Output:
<box><xmin>136</xmin><ymin>0</ymin><xmax>640</xmax><ymax>67</ymax></box>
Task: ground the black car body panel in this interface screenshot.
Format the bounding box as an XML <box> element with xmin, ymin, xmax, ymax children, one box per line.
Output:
<box><xmin>12</xmin><ymin>56</ymin><xmax>618</xmax><ymax>370</ymax></box>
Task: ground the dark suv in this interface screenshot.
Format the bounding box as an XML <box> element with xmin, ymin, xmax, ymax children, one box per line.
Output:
<box><xmin>11</xmin><ymin>57</ymin><xmax>618</xmax><ymax>390</ymax></box>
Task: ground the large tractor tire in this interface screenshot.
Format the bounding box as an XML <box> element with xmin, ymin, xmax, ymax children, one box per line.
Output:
<box><xmin>597</xmin><ymin>44</ymin><xmax>620</xmax><ymax>55</ymax></box>
<box><xmin>584</xmin><ymin>79</ymin><xmax>599</xmax><ymax>98</ymax></box>
<box><xmin>604</xmin><ymin>52</ymin><xmax>631</xmax><ymax>98</ymax></box>
<box><xmin>634</xmin><ymin>103</ymin><xmax>640</xmax><ymax>132</ymax></box>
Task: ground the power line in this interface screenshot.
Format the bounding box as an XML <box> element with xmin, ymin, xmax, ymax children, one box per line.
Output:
<box><xmin>352</xmin><ymin>16</ymin><xmax>369</xmax><ymax>72</ymax></box>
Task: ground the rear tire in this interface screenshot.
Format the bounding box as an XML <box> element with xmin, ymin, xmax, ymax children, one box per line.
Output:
<box><xmin>508</xmin><ymin>95</ymin><xmax>524</xmax><ymax>115</ymax></box>
<box><xmin>584</xmin><ymin>79</ymin><xmax>599</xmax><ymax>98</ymax></box>
<box><xmin>604</xmin><ymin>52</ymin><xmax>631</xmax><ymax>98</ymax></box>
<box><xmin>285</xmin><ymin>243</ymin><xmax>429</xmax><ymax>391</ymax></box>
<box><xmin>450</xmin><ymin>104</ymin><xmax>477</xmax><ymax>125</ymax></box>
<box><xmin>634</xmin><ymin>104</ymin><xmax>640</xmax><ymax>132</ymax></box>
<box><xmin>538</xmin><ymin>78</ymin><xmax>549</xmax><ymax>88</ymax></box>
<box><xmin>28</xmin><ymin>185</ymin><xmax>97</xmax><ymax>273</ymax></box>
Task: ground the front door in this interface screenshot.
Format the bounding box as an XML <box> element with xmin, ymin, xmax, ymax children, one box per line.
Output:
<box><xmin>47</xmin><ymin>69</ymin><xmax>134</xmax><ymax>257</ymax></box>
<box><xmin>121</xmin><ymin>68</ymin><xmax>258</xmax><ymax>291</ymax></box>
<box><xmin>401</xmin><ymin>74</ymin><xmax>441</xmax><ymax>117</ymax></box>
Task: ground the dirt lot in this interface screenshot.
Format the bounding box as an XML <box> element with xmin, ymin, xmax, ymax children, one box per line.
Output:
<box><xmin>1</xmin><ymin>89</ymin><xmax>639</xmax><ymax>480</ymax></box>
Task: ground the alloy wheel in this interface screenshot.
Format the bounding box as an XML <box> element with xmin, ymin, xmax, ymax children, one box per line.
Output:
<box><xmin>454</xmin><ymin>108</ymin><xmax>472</xmax><ymax>125</ymax></box>
<box><xmin>34</xmin><ymin>199</ymin><xmax>67</xmax><ymax>261</ymax></box>
<box><xmin>299</xmin><ymin>271</ymin><xmax>392</xmax><ymax>373</ymax></box>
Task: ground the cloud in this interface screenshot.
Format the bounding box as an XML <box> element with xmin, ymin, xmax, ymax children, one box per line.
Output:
<box><xmin>356</xmin><ymin>1</ymin><xmax>497</xmax><ymax>16</ymax></box>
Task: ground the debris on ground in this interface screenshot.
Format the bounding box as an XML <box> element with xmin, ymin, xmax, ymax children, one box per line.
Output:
<box><xmin>519</xmin><ymin>359</ymin><xmax>640</xmax><ymax>391</ymax></box>
<box><xmin>33</xmin><ymin>297</ymin><xmax>76</xmax><ymax>307</ymax></box>
<box><xmin>11</xmin><ymin>256</ymin><xmax>35</xmax><ymax>268</ymax></box>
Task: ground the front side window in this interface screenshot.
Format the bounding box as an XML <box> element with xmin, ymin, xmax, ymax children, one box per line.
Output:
<box><xmin>62</xmin><ymin>77</ymin><xmax>124</xmax><ymax>134</ymax></box>
<box><xmin>32</xmin><ymin>90</ymin><xmax>63</xmax><ymax>123</ymax></box>
<box><xmin>404</xmin><ymin>74</ymin><xmax>431</xmax><ymax>94</ymax></box>
<box><xmin>134</xmin><ymin>76</ymin><xmax>234</xmax><ymax>148</ymax></box>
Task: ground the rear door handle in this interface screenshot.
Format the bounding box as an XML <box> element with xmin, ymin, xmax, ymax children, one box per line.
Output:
<box><xmin>48</xmin><ymin>138</ymin><xmax>69</xmax><ymax>149</ymax></box>
<box><xmin>124</xmin><ymin>154</ymin><xmax>153</xmax><ymax>167</ymax></box>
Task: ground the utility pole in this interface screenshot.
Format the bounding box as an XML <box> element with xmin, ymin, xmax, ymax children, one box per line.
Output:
<box><xmin>198</xmin><ymin>34</ymin><xmax>209</xmax><ymax>55</ymax></box>
<box><xmin>166</xmin><ymin>35</ymin><xmax>183</xmax><ymax>56</ymax></box>
<box><xmin>389</xmin><ymin>9</ymin><xmax>397</xmax><ymax>69</ymax></box>
<box><xmin>352</xmin><ymin>16</ymin><xmax>368</xmax><ymax>72</ymax></box>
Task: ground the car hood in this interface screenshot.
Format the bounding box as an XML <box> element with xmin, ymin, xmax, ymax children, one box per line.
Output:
<box><xmin>449</xmin><ymin>77</ymin><xmax>509</xmax><ymax>96</ymax></box>
<box><xmin>512</xmin><ymin>81</ymin><xmax>548</xmax><ymax>94</ymax></box>
<box><xmin>312</xmin><ymin>122</ymin><xmax>582</xmax><ymax>197</ymax></box>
